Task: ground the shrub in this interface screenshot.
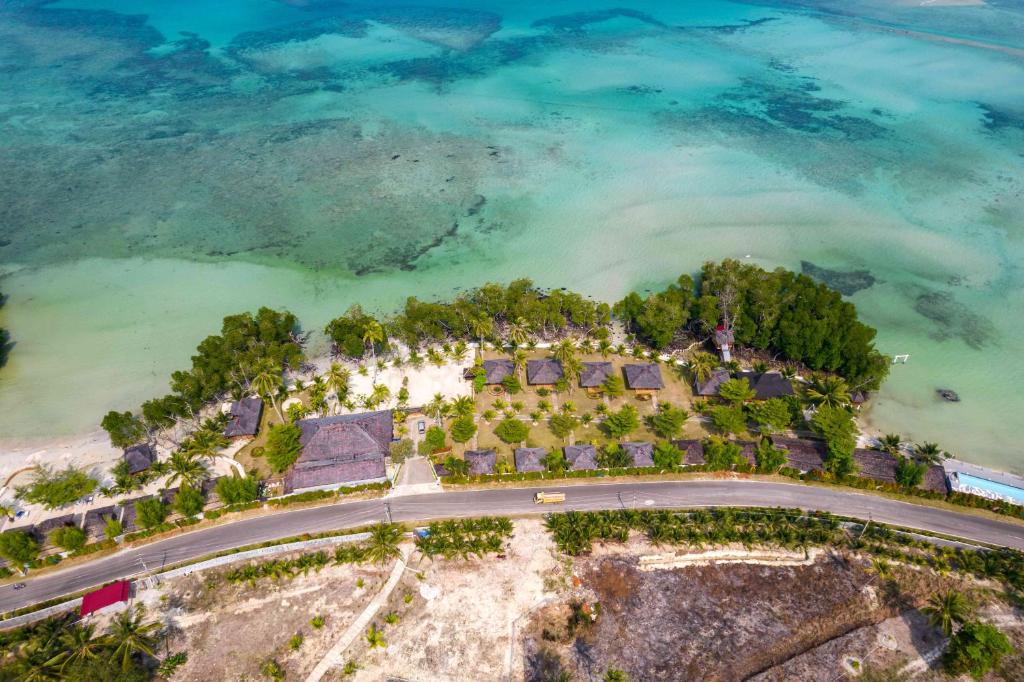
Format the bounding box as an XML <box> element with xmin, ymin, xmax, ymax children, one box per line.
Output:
<box><xmin>136</xmin><ymin>498</ymin><xmax>169</xmax><ymax>529</ymax></box>
<box><xmin>549</xmin><ymin>413</ymin><xmax>578</xmax><ymax>441</ymax></box>
<box><xmin>602</xmin><ymin>404</ymin><xmax>639</xmax><ymax>440</ymax></box>
<box><xmin>216</xmin><ymin>475</ymin><xmax>261</xmax><ymax>505</ymax></box>
<box><xmin>173</xmin><ymin>485</ymin><xmax>206</xmax><ymax>517</ymax></box>
<box><xmin>598</xmin><ymin>444</ymin><xmax>630</xmax><ymax>468</ymax></box>
<box><xmin>702</xmin><ymin>437</ymin><xmax>745</xmax><ymax>470</ymax></box>
<box><xmin>443</xmin><ymin>456</ymin><xmax>470</xmax><ymax>476</ymax></box>
<box><xmin>389</xmin><ymin>438</ymin><xmax>414</xmax><ymax>464</ymax></box>
<box><xmin>754</xmin><ymin>438</ymin><xmax>788</xmax><ymax>473</ymax></box>
<box><xmin>50</xmin><ymin>525</ymin><xmax>87</xmax><ymax>552</ymax></box>
<box><xmin>424</xmin><ymin>426</ymin><xmax>447</xmax><ymax>452</ymax></box>
<box><xmin>895</xmin><ymin>457</ymin><xmax>928</xmax><ymax>488</ymax></box>
<box><xmin>450</xmin><ymin>416</ymin><xmax>477</xmax><ymax>444</ymax></box>
<box><xmin>289</xmin><ymin>633</ymin><xmax>304</xmax><ymax>651</ymax></box>
<box><xmin>709</xmin><ymin>405</ymin><xmax>746</xmax><ymax>436</ymax></box>
<box><xmin>265</xmin><ymin>423</ymin><xmax>303</xmax><ymax>473</ymax></box>
<box><xmin>104</xmin><ymin>516</ymin><xmax>123</xmax><ymax>540</ymax></box>
<box><xmin>311</xmin><ymin>615</ymin><xmax>325</xmax><ymax>629</ymax></box>
<box><xmin>944</xmin><ymin>621</ymin><xmax>1013</xmax><ymax>679</ymax></box>
<box><xmin>647</xmin><ymin>403</ymin><xmax>688</xmax><ymax>440</ymax></box>
<box><xmin>653</xmin><ymin>441</ymin><xmax>683</xmax><ymax>468</ymax></box>
<box><xmin>0</xmin><ymin>530</ymin><xmax>39</xmax><ymax>565</ymax></box>
<box><xmin>494</xmin><ymin>417</ymin><xmax>529</xmax><ymax>444</ymax></box>
<box><xmin>501</xmin><ymin>375</ymin><xmax>522</xmax><ymax>394</ymax></box>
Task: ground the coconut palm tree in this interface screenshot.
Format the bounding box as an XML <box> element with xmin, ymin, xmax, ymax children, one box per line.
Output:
<box><xmin>598</xmin><ymin>339</ymin><xmax>613</xmax><ymax>358</ymax></box>
<box><xmin>687</xmin><ymin>351</ymin><xmax>718</xmax><ymax>384</ymax></box>
<box><xmin>365</xmin><ymin>523</ymin><xmax>403</xmax><ymax>565</ymax></box>
<box><xmin>58</xmin><ymin>623</ymin><xmax>103</xmax><ymax>672</ymax></box>
<box><xmin>922</xmin><ymin>590</ymin><xmax>971</xmax><ymax>636</ymax></box>
<box><xmin>451</xmin><ymin>340</ymin><xmax>469</xmax><ymax>363</ymax></box>
<box><xmin>551</xmin><ymin>339</ymin><xmax>577</xmax><ymax>366</ymax></box>
<box><xmin>913</xmin><ymin>442</ymin><xmax>945</xmax><ymax>465</ymax></box>
<box><xmin>0</xmin><ymin>503</ymin><xmax>16</xmax><ymax>521</ymax></box>
<box><xmin>449</xmin><ymin>395</ymin><xmax>475</xmax><ymax>419</ymax></box>
<box><xmin>106</xmin><ymin>605</ymin><xmax>161</xmax><ymax>671</ymax></box>
<box><xmin>510</xmin><ymin>348</ymin><xmax>528</xmax><ymax>381</ymax></box>
<box><xmin>471</xmin><ymin>317</ymin><xmax>493</xmax><ymax>356</ymax></box>
<box><xmin>325</xmin><ymin>362</ymin><xmax>351</xmax><ymax>415</ymax></box>
<box><xmin>166</xmin><ymin>451</ymin><xmax>208</xmax><ymax>489</ymax></box>
<box><xmin>369</xmin><ymin>383</ymin><xmax>391</xmax><ymax>409</ymax></box>
<box><xmin>362</xmin><ymin>320</ymin><xmax>385</xmax><ymax>377</ymax></box>
<box><xmin>562</xmin><ymin>357</ymin><xmax>582</xmax><ymax>394</ymax></box>
<box><xmin>251</xmin><ymin>359</ymin><xmax>284</xmax><ymax>421</ymax></box>
<box><xmin>185</xmin><ymin>429</ymin><xmax>227</xmax><ymax>465</ymax></box>
<box><xmin>507</xmin><ymin>317</ymin><xmax>530</xmax><ymax>347</ymax></box>
<box><xmin>425</xmin><ymin>393</ymin><xmax>449</xmax><ymax>426</ymax></box>
<box><xmin>879</xmin><ymin>433</ymin><xmax>903</xmax><ymax>455</ymax></box>
<box><xmin>803</xmin><ymin>375</ymin><xmax>851</xmax><ymax>409</ymax></box>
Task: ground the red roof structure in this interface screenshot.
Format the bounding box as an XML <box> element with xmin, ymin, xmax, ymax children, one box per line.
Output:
<box><xmin>80</xmin><ymin>580</ymin><xmax>130</xmax><ymax>617</ymax></box>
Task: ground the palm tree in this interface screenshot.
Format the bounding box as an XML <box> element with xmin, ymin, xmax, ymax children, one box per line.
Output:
<box><xmin>369</xmin><ymin>383</ymin><xmax>391</xmax><ymax>409</ymax></box>
<box><xmin>562</xmin><ymin>357</ymin><xmax>582</xmax><ymax>394</ymax></box>
<box><xmin>0</xmin><ymin>503</ymin><xmax>16</xmax><ymax>521</ymax></box>
<box><xmin>507</xmin><ymin>317</ymin><xmax>529</xmax><ymax>347</ymax></box>
<box><xmin>185</xmin><ymin>430</ymin><xmax>226</xmax><ymax>465</ymax></box>
<box><xmin>362</xmin><ymin>320</ymin><xmax>385</xmax><ymax>377</ymax></box>
<box><xmin>922</xmin><ymin>590</ymin><xmax>971</xmax><ymax>636</ymax></box>
<box><xmin>471</xmin><ymin>317</ymin><xmax>493</xmax><ymax>356</ymax></box>
<box><xmin>551</xmin><ymin>339</ymin><xmax>577</xmax><ymax>366</ymax></box>
<box><xmin>106</xmin><ymin>605</ymin><xmax>161</xmax><ymax>671</ymax></box>
<box><xmin>451</xmin><ymin>340</ymin><xmax>469</xmax><ymax>363</ymax></box>
<box><xmin>511</xmin><ymin>348</ymin><xmax>528</xmax><ymax>381</ymax></box>
<box><xmin>58</xmin><ymin>623</ymin><xmax>103</xmax><ymax>672</ymax></box>
<box><xmin>166</xmin><ymin>451</ymin><xmax>208</xmax><ymax>488</ymax></box>
<box><xmin>449</xmin><ymin>396</ymin><xmax>475</xmax><ymax>419</ymax></box>
<box><xmin>365</xmin><ymin>523</ymin><xmax>403</xmax><ymax>565</ymax></box>
<box><xmin>325</xmin><ymin>362</ymin><xmax>351</xmax><ymax>415</ymax></box>
<box><xmin>687</xmin><ymin>352</ymin><xmax>718</xmax><ymax>384</ymax></box>
<box><xmin>598</xmin><ymin>339</ymin><xmax>613</xmax><ymax>358</ymax></box>
<box><xmin>804</xmin><ymin>375</ymin><xmax>851</xmax><ymax>409</ymax></box>
<box><xmin>879</xmin><ymin>433</ymin><xmax>903</xmax><ymax>455</ymax></box>
<box><xmin>914</xmin><ymin>442</ymin><xmax>945</xmax><ymax>465</ymax></box>
<box><xmin>425</xmin><ymin>393</ymin><xmax>449</xmax><ymax>426</ymax></box>
<box><xmin>251</xmin><ymin>359</ymin><xmax>284</xmax><ymax>421</ymax></box>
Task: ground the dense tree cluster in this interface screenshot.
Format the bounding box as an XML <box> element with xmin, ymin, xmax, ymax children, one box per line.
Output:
<box><xmin>15</xmin><ymin>465</ymin><xmax>98</xmax><ymax>510</ymax></box>
<box><xmin>137</xmin><ymin>307</ymin><xmax>303</xmax><ymax>430</ymax></box>
<box><xmin>616</xmin><ymin>260</ymin><xmax>890</xmax><ymax>390</ymax></box>
<box><xmin>325</xmin><ymin>279</ymin><xmax>611</xmax><ymax>355</ymax></box>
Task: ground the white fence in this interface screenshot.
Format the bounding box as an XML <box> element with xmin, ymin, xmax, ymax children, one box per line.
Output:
<box><xmin>0</xmin><ymin>597</ymin><xmax>83</xmax><ymax>630</ymax></box>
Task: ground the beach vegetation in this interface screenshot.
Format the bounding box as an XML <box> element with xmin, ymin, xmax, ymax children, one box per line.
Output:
<box><xmin>450</xmin><ymin>416</ymin><xmax>477</xmax><ymax>444</ymax></box>
<box><xmin>442</xmin><ymin>456</ymin><xmax>470</xmax><ymax>476</ymax></box>
<box><xmin>614</xmin><ymin>274</ymin><xmax>696</xmax><ymax>349</ymax></box>
<box><xmin>365</xmin><ymin>522</ymin><xmax>403</xmax><ymax>565</ymax></box>
<box><xmin>15</xmin><ymin>465</ymin><xmax>98</xmax><ymax>510</ymax></box>
<box><xmin>325</xmin><ymin>305</ymin><xmax>390</xmax><ymax>359</ymax></box>
<box><xmin>264</xmin><ymin>422</ymin><xmax>303</xmax><ymax>473</ymax></box>
<box><xmin>810</xmin><ymin>405</ymin><xmax>858</xmax><ymax>478</ymax></box>
<box><xmin>104</xmin><ymin>517</ymin><xmax>123</xmax><ymax>540</ymax></box>
<box><xmin>165</xmin><ymin>451</ymin><xmax>208</xmax><ymax>489</ymax></box>
<box><xmin>100</xmin><ymin>411</ymin><xmax>147</xmax><ymax>449</ymax></box>
<box><xmin>923</xmin><ymin>590</ymin><xmax>971</xmax><ymax>637</ymax></box>
<box><xmin>894</xmin><ymin>457</ymin><xmax>928</xmax><ymax>489</ymax></box>
<box><xmin>943</xmin><ymin>621</ymin><xmax>1012</xmax><ymax>678</ymax></box>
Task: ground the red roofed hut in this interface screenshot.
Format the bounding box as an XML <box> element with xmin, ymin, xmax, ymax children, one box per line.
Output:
<box><xmin>80</xmin><ymin>580</ymin><xmax>131</xmax><ymax>617</ymax></box>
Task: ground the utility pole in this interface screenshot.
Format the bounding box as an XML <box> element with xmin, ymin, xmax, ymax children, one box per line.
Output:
<box><xmin>384</xmin><ymin>501</ymin><xmax>393</xmax><ymax>524</ymax></box>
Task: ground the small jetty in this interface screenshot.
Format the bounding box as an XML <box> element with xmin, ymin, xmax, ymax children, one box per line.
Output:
<box><xmin>936</xmin><ymin>388</ymin><xmax>960</xmax><ymax>402</ymax></box>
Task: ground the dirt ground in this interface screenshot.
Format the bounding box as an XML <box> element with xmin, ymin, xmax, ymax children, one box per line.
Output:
<box><xmin>145</xmin><ymin>553</ymin><xmax>388</xmax><ymax>681</ymax></box>
<box><xmin>139</xmin><ymin>521</ymin><xmax>1024</xmax><ymax>681</ymax></box>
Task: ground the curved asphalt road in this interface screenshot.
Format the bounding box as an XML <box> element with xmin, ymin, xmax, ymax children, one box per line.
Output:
<box><xmin>4</xmin><ymin>480</ymin><xmax>1024</xmax><ymax>614</ymax></box>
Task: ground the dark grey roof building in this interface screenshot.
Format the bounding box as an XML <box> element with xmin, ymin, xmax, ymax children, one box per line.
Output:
<box><xmin>579</xmin><ymin>362</ymin><xmax>614</xmax><ymax>388</ymax></box>
<box><xmin>464</xmin><ymin>449</ymin><xmax>497</xmax><ymax>476</ymax></box>
<box><xmin>82</xmin><ymin>506</ymin><xmax>119</xmax><ymax>541</ymax></box>
<box><xmin>224</xmin><ymin>397</ymin><xmax>264</xmax><ymax>438</ymax></box>
<box><xmin>623</xmin><ymin>442</ymin><xmax>654</xmax><ymax>468</ymax></box>
<box><xmin>527</xmin><ymin>359</ymin><xmax>564</xmax><ymax>385</ymax></box>
<box><xmin>122</xmin><ymin>443</ymin><xmax>156</xmax><ymax>475</ymax></box>
<box><xmin>623</xmin><ymin>363</ymin><xmax>664</xmax><ymax>390</ymax></box>
<box><xmin>673</xmin><ymin>439</ymin><xmax>706</xmax><ymax>466</ymax></box>
<box><xmin>284</xmin><ymin>410</ymin><xmax>393</xmax><ymax>494</ymax></box>
<box><xmin>514</xmin><ymin>447</ymin><xmax>547</xmax><ymax>473</ymax></box>
<box><xmin>694</xmin><ymin>368</ymin><xmax>731</xmax><ymax>397</ymax></box>
<box><xmin>29</xmin><ymin>514</ymin><xmax>79</xmax><ymax>545</ymax></box>
<box><xmin>482</xmin><ymin>359</ymin><xmax>515</xmax><ymax>385</ymax></box>
<box><xmin>564</xmin><ymin>444</ymin><xmax>598</xmax><ymax>471</ymax></box>
<box><xmin>771</xmin><ymin>437</ymin><xmax>827</xmax><ymax>472</ymax></box>
<box><xmin>735</xmin><ymin>372</ymin><xmax>795</xmax><ymax>400</ymax></box>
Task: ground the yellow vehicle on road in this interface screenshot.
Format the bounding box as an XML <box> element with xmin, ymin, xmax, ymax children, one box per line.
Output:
<box><xmin>534</xmin><ymin>491</ymin><xmax>566</xmax><ymax>504</ymax></box>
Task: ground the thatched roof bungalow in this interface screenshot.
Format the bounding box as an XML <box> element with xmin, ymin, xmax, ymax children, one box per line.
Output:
<box><xmin>224</xmin><ymin>397</ymin><xmax>264</xmax><ymax>438</ymax></box>
<box><xmin>514</xmin><ymin>447</ymin><xmax>547</xmax><ymax>473</ymax></box>
<box><xmin>464</xmin><ymin>449</ymin><xmax>497</xmax><ymax>476</ymax></box>
<box><xmin>564</xmin><ymin>444</ymin><xmax>598</xmax><ymax>471</ymax></box>
<box><xmin>283</xmin><ymin>410</ymin><xmax>393</xmax><ymax>494</ymax></box>
<box><xmin>527</xmin><ymin>359</ymin><xmax>564</xmax><ymax>386</ymax></box>
<box><xmin>579</xmin><ymin>362</ymin><xmax>614</xmax><ymax>389</ymax></box>
<box><xmin>623</xmin><ymin>442</ymin><xmax>654</xmax><ymax>468</ymax></box>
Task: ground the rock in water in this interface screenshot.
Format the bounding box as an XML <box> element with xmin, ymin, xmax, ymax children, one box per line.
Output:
<box><xmin>937</xmin><ymin>388</ymin><xmax>960</xmax><ymax>402</ymax></box>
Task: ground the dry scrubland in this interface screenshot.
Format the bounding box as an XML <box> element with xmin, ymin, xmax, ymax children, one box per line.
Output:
<box><xmin>147</xmin><ymin>521</ymin><xmax>1024</xmax><ymax>681</ymax></box>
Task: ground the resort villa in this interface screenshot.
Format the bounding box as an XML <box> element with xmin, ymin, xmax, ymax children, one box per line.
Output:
<box><xmin>223</xmin><ymin>397</ymin><xmax>264</xmax><ymax>439</ymax></box>
<box><xmin>464</xmin><ymin>449</ymin><xmax>497</xmax><ymax>476</ymax></box>
<box><xmin>282</xmin><ymin>410</ymin><xmax>393</xmax><ymax>494</ymax></box>
<box><xmin>514</xmin><ymin>447</ymin><xmax>548</xmax><ymax>473</ymax></box>
<box><xmin>622</xmin><ymin>363</ymin><xmax>664</xmax><ymax>398</ymax></box>
<box><xmin>122</xmin><ymin>443</ymin><xmax>156</xmax><ymax>475</ymax></box>
<box><xmin>527</xmin><ymin>359</ymin><xmax>564</xmax><ymax>386</ymax></box>
<box><xmin>481</xmin><ymin>359</ymin><xmax>515</xmax><ymax>385</ymax></box>
<box><xmin>623</xmin><ymin>442</ymin><xmax>655</xmax><ymax>468</ymax></box>
<box><xmin>579</xmin><ymin>361</ymin><xmax>614</xmax><ymax>394</ymax></box>
<box><xmin>694</xmin><ymin>368</ymin><xmax>732</xmax><ymax>397</ymax></box>
<box><xmin>563</xmin><ymin>444</ymin><xmax>598</xmax><ymax>471</ymax></box>
<box><xmin>735</xmin><ymin>371</ymin><xmax>795</xmax><ymax>400</ymax></box>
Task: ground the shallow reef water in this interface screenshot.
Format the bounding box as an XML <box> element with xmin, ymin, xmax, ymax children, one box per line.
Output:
<box><xmin>0</xmin><ymin>0</ymin><xmax>1023</xmax><ymax>470</ymax></box>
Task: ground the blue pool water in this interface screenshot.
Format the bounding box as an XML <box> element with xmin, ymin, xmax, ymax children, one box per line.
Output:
<box><xmin>957</xmin><ymin>473</ymin><xmax>1024</xmax><ymax>506</ymax></box>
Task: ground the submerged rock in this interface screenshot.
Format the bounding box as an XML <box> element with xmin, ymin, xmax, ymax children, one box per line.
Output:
<box><xmin>800</xmin><ymin>261</ymin><xmax>876</xmax><ymax>295</ymax></box>
<box><xmin>937</xmin><ymin>388</ymin><xmax>961</xmax><ymax>402</ymax></box>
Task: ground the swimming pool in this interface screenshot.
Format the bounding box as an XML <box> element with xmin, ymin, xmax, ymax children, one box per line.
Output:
<box><xmin>956</xmin><ymin>473</ymin><xmax>1024</xmax><ymax>506</ymax></box>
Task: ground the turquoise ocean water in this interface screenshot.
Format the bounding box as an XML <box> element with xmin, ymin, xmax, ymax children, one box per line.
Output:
<box><xmin>0</xmin><ymin>0</ymin><xmax>1022</xmax><ymax>470</ymax></box>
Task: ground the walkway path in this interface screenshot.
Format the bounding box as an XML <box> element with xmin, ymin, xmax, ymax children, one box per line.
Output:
<box><xmin>390</xmin><ymin>456</ymin><xmax>441</xmax><ymax>498</ymax></box>
<box><xmin>304</xmin><ymin>545</ymin><xmax>412</xmax><ymax>682</ymax></box>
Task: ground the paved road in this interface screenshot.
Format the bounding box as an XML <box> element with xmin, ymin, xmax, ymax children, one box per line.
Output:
<box><xmin>5</xmin><ymin>480</ymin><xmax>1024</xmax><ymax>614</ymax></box>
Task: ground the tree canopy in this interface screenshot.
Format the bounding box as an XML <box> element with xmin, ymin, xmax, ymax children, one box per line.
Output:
<box><xmin>15</xmin><ymin>465</ymin><xmax>98</xmax><ymax>510</ymax></box>
<box><xmin>494</xmin><ymin>417</ymin><xmax>529</xmax><ymax>444</ymax></box>
<box><xmin>265</xmin><ymin>422</ymin><xmax>303</xmax><ymax>473</ymax></box>
<box><xmin>216</xmin><ymin>474</ymin><xmax>260</xmax><ymax>505</ymax></box>
<box><xmin>100</xmin><ymin>411</ymin><xmax>147</xmax><ymax>449</ymax></box>
<box><xmin>811</xmin><ymin>405</ymin><xmax>858</xmax><ymax>477</ymax></box>
<box><xmin>0</xmin><ymin>530</ymin><xmax>39</xmax><ymax>565</ymax></box>
<box><xmin>944</xmin><ymin>621</ymin><xmax>1013</xmax><ymax>679</ymax></box>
